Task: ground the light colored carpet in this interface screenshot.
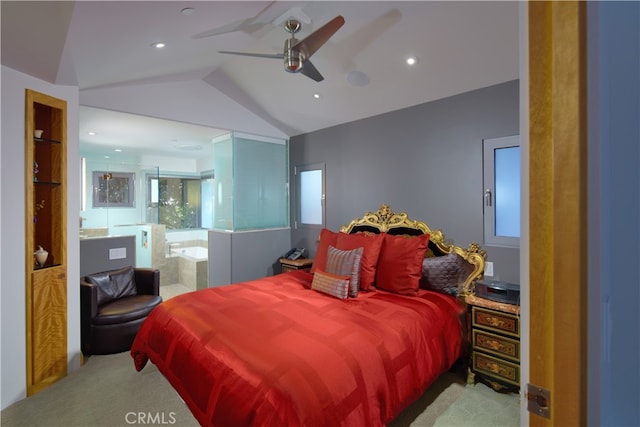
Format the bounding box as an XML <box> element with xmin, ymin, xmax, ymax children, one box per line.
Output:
<box><xmin>1</xmin><ymin>350</ymin><xmax>519</xmax><ymax>426</ymax></box>
<box><xmin>433</xmin><ymin>381</ymin><xmax>520</xmax><ymax>427</ymax></box>
<box><xmin>160</xmin><ymin>283</ymin><xmax>193</xmax><ymax>300</ymax></box>
<box><xmin>1</xmin><ymin>352</ymin><xmax>198</xmax><ymax>427</ymax></box>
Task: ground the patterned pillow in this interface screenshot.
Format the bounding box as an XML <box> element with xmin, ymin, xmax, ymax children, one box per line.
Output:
<box><xmin>420</xmin><ymin>252</ymin><xmax>470</xmax><ymax>296</ymax></box>
<box><xmin>325</xmin><ymin>245</ymin><xmax>364</xmax><ymax>297</ymax></box>
<box><xmin>311</xmin><ymin>269</ymin><xmax>350</xmax><ymax>300</ymax></box>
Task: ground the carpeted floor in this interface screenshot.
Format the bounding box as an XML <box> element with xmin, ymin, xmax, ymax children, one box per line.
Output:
<box><xmin>1</xmin><ymin>350</ymin><xmax>519</xmax><ymax>427</ymax></box>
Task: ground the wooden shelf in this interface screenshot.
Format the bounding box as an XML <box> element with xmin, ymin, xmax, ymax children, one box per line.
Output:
<box><xmin>25</xmin><ymin>89</ymin><xmax>68</xmax><ymax>396</ymax></box>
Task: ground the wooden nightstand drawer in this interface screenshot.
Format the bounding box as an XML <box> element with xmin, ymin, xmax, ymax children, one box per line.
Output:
<box><xmin>472</xmin><ymin>352</ymin><xmax>520</xmax><ymax>386</ymax></box>
<box><xmin>472</xmin><ymin>306</ymin><xmax>519</xmax><ymax>338</ymax></box>
<box><xmin>473</xmin><ymin>329</ymin><xmax>520</xmax><ymax>362</ymax></box>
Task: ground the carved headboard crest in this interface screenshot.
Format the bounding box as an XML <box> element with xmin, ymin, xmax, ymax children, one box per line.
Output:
<box><xmin>339</xmin><ymin>204</ymin><xmax>486</xmax><ymax>296</ymax></box>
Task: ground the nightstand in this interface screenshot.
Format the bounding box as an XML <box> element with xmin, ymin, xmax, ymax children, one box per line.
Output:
<box><xmin>465</xmin><ymin>294</ymin><xmax>520</xmax><ymax>392</ymax></box>
<box><xmin>279</xmin><ymin>258</ymin><xmax>313</xmax><ymax>273</ymax></box>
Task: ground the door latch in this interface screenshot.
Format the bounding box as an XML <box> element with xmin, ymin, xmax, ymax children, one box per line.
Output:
<box><xmin>526</xmin><ymin>383</ymin><xmax>550</xmax><ymax>419</ymax></box>
<box><xmin>484</xmin><ymin>188</ymin><xmax>492</xmax><ymax>207</ymax></box>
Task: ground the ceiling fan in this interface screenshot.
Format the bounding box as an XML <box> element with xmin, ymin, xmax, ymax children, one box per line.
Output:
<box><xmin>218</xmin><ymin>15</ymin><xmax>345</xmax><ymax>82</ymax></box>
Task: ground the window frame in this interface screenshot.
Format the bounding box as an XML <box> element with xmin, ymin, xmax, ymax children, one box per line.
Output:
<box><xmin>92</xmin><ymin>171</ymin><xmax>135</xmax><ymax>208</ymax></box>
<box><xmin>146</xmin><ymin>173</ymin><xmax>203</xmax><ymax>230</ymax></box>
<box><xmin>294</xmin><ymin>162</ymin><xmax>326</xmax><ymax>229</ymax></box>
<box><xmin>483</xmin><ymin>135</ymin><xmax>521</xmax><ymax>247</ymax></box>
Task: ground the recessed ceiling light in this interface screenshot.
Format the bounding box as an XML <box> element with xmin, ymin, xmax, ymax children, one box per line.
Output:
<box><xmin>114</xmin><ymin>149</ymin><xmax>122</xmax><ymax>152</ymax></box>
<box><xmin>104</xmin><ymin>155</ymin><xmax>110</xmax><ymax>159</ymax></box>
<box><xmin>313</xmin><ymin>93</ymin><xmax>321</xmax><ymax>99</ymax></box>
<box><xmin>181</xmin><ymin>7</ymin><xmax>195</xmax><ymax>16</ymax></box>
<box><xmin>87</xmin><ymin>131</ymin><xmax>96</xmax><ymax>136</ymax></box>
<box><xmin>151</xmin><ymin>42</ymin><xmax>166</xmax><ymax>49</ymax></box>
<box><xmin>406</xmin><ymin>56</ymin><xmax>419</xmax><ymax>66</ymax></box>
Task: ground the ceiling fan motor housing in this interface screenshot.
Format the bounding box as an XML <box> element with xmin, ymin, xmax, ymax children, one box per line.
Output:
<box><xmin>283</xmin><ymin>38</ymin><xmax>305</xmax><ymax>73</ymax></box>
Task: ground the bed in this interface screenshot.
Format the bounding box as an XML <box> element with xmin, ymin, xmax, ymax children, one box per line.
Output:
<box><xmin>131</xmin><ymin>204</ymin><xmax>486</xmax><ymax>426</ymax></box>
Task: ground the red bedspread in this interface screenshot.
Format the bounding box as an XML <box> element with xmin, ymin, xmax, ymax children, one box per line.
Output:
<box><xmin>131</xmin><ymin>270</ymin><xmax>465</xmax><ymax>426</ymax></box>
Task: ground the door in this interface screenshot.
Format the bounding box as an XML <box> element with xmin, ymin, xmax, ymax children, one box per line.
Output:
<box><xmin>528</xmin><ymin>2</ymin><xmax>587</xmax><ymax>425</ymax></box>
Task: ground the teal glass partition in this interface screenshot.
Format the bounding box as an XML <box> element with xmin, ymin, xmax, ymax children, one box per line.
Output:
<box><xmin>212</xmin><ymin>136</ymin><xmax>233</xmax><ymax>229</ymax></box>
<box><xmin>212</xmin><ymin>132</ymin><xmax>289</xmax><ymax>231</ymax></box>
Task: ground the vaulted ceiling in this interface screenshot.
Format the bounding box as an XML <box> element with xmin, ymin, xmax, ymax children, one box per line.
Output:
<box><xmin>2</xmin><ymin>1</ymin><xmax>519</xmax><ymax>156</ymax></box>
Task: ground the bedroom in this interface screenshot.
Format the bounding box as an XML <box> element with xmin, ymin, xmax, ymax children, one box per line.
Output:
<box><xmin>1</xmin><ymin>1</ymin><xmax>639</xmax><ymax>426</ymax></box>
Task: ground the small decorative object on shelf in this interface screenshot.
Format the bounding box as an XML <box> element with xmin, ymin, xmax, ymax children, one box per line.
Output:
<box><xmin>34</xmin><ymin>129</ymin><xmax>43</xmax><ymax>139</ymax></box>
<box><xmin>33</xmin><ymin>199</ymin><xmax>45</xmax><ymax>223</ymax></box>
<box><xmin>34</xmin><ymin>245</ymin><xmax>48</xmax><ymax>267</ymax></box>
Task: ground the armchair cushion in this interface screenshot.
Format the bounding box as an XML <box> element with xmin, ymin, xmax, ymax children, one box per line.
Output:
<box><xmin>86</xmin><ymin>266</ymin><xmax>137</xmax><ymax>306</ymax></box>
<box><xmin>93</xmin><ymin>295</ymin><xmax>162</xmax><ymax>326</ymax></box>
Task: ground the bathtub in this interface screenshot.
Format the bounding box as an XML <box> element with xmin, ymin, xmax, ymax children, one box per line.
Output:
<box><xmin>167</xmin><ymin>246</ymin><xmax>209</xmax><ymax>291</ymax></box>
<box><xmin>171</xmin><ymin>246</ymin><xmax>208</xmax><ymax>261</ymax></box>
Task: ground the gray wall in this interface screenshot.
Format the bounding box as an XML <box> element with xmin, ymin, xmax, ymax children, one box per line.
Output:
<box><xmin>79</xmin><ymin>235</ymin><xmax>136</xmax><ymax>277</ymax></box>
<box><xmin>290</xmin><ymin>80</ymin><xmax>520</xmax><ymax>283</ymax></box>
<box><xmin>209</xmin><ymin>228</ymin><xmax>291</xmax><ymax>287</ymax></box>
<box><xmin>587</xmin><ymin>2</ymin><xmax>639</xmax><ymax>425</ymax></box>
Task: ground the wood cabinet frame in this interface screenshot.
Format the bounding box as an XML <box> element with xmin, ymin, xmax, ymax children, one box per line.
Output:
<box><xmin>25</xmin><ymin>89</ymin><xmax>68</xmax><ymax>395</ymax></box>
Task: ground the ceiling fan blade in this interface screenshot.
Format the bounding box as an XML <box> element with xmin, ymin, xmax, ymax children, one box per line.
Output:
<box><xmin>218</xmin><ymin>51</ymin><xmax>284</xmax><ymax>60</ymax></box>
<box><xmin>294</xmin><ymin>15</ymin><xmax>345</xmax><ymax>58</ymax></box>
<box><xmin>300</xmin><ymin>59</ymin><xmax>324</xmax><ymax>82</ymax></box>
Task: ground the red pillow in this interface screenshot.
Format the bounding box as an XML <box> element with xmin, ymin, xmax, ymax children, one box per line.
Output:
<box><xmin>375</xmin><ymin>233</ymin><xmax>431</xmax><ymax>296</ymax></box>
<box><xmin>336</xmin><ymin>232</ymin><xmax>384</xmax><ymax>291</ymax></box>
<box><xmin>310</xmin><ymin>228</ymin><xmax>340</xmax><ymax>274</ymax></box>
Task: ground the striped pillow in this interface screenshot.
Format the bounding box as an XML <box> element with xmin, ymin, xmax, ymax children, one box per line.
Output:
<box><xmin>311</xmin><ymin>270</ymin><xmax>350</xmax><ymax>300</ymax></box>
<box><xmin>325</xmin><ymin>245</ymin><xmax>364</xmax><ymax>297</ymax></box>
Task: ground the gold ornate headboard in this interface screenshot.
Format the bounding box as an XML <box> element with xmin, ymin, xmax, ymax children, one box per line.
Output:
<box><xmin>339</xmin><ymin>204</ymin><xmax>486</xmax><ymax>296</ymax></box>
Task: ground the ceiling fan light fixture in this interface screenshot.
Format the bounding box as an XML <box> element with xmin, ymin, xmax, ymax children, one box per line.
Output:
<box><xmin>284</xmin><ymin>57</ymin><xmax>303</xmax><ymax>73</ymax></box>
<box><xmin>284</xmin><ymin>38</ymin><xmax>304</xmax><ymax>73</ymax></box>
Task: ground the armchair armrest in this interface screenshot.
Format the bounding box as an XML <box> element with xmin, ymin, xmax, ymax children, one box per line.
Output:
<box><xmin>80</xmin><ymin>279</ymin><xmax>98</xmax><ymax>350</ymax></box>
<box><xmin>133</xmin><ymin>268</ymin><xmax>160</xmax><ymax>296</ymax></box>
<box><xmin>80</xmin><ymin>280</ymin><xmax>99</xmax><ymax>319</ymax></box>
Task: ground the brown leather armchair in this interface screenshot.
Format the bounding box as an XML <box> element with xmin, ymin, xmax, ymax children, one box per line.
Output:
<box><xmin>81</xmin><ymin>266</ymin><xmax>163</xmax><ymax>355</ymax></box>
